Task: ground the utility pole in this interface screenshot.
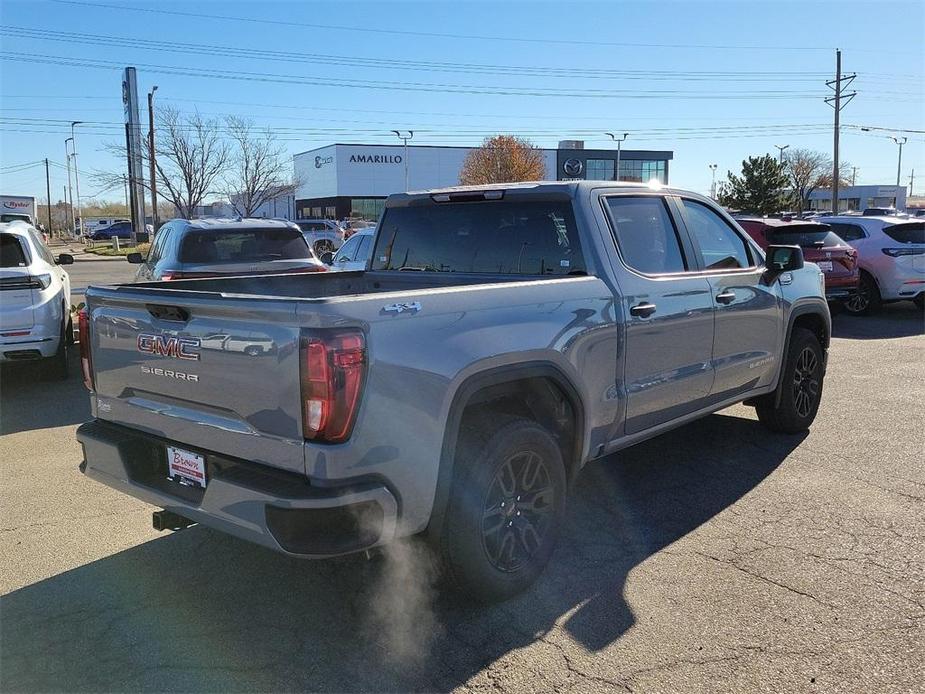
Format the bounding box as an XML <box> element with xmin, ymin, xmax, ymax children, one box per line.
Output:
<box><xmin>123</xmin><ymin>175</ymin><xmax>129</xmax><ymax>211</ymax></box>
<box><xmin>148</xmin><ymin>85</ymin><xmax>159</xmax><ymax>229</ymax></box>
<box><xmin>606</xmin><ymin>132</ymin><xmax>629</xmax><ymax>181</ymax></box>
<box><xmin>891</xmin><ymin>136</ymin><xmax>907</xmax><ymax>187</ymax></box>
<box><xmin>64</xmin><ymin>138</ymin><xmax>75</xmax><ymax>233</ymax></box>
<box><xmin>774</xmin><ymin>144</ymin><xmax>790</xmax><ymax>165</ymax></box>
<box><xmin>709</xmin><ymin>163</ymin><xmax>718</xmax><ymax>198</ymax></box>
<box><xmin>71</xmin><ymin>121</ymin><xmax>83</xmax><ymax>232</ymax></box>
<box><xmin>44</xmin><ymin>158</ymin><xmax>53</xmax><ymax>235</ymax></box>
<box><xmin>391</xmin><ymin>130</ymin><xmax>413</xmax><ymax>190</ymax></box>
<box><xmin>825</xmin><ymin>50</ymin><xmax>856</xmax><ymax>214</ymax></box>
<box><xmin>851</xmin><ymin>166</ymin><xmax>858</xmax><ymax>186</ymax></box>
<box><xmin>909</xmin><ymin>169</ymin><xmax>914</xmax><ymax>197</ymax></box>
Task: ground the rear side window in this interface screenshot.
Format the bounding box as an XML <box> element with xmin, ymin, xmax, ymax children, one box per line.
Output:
<box><xmin>605</xmin><ymin>196</ymin><xmax>686</xmax><ymax>274</ymax></box>
<box><xmin>681</xmin><ymin>199</ymin><xmax>752</xmax><ymax>270</ymax></box>
<box><xmin>178</xmin><ymin>228</ymin><xmax>311</xmax><ymax>264</ymax></box>
<box><xmin>0</xmin><ymin>234</ymin><xmax>28</xmax><ymax>267</ymax></box>
<box><xmin>882</xmin><ymin>223</ymin><xmax>924</xmax><ymax>244</ymax></box>
<box><xmin>370</xmin><ymin>201</ymin><xmax>585</xmax><ymax>275</ymax></box>
<box><xmin>828</xmin><ymin>223</ymin><xmax>866</xmax><ymax>242</ymax></box>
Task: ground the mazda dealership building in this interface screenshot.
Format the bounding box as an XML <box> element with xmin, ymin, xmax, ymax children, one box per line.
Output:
<box><xmin>293</xmin><ymin>141</ymin><xmax>673</xmax><ymax>221</ymax></box>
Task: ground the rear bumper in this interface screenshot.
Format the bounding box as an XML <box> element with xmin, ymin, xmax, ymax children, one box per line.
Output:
<box><xmin>0</xmin><ymin>335</ymin><xmax>58</xmax><ymax>360</ymax></box>
<box><xmin>76</xmin><ymin>420</ymin><xmax>398</xmax><ymax>557</ymax></box>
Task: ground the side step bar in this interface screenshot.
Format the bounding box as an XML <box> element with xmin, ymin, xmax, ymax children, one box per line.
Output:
<box><xmin>152</xmin><ymin>509</ymin><xmax>197</xmax><ymax>532</ymax></box>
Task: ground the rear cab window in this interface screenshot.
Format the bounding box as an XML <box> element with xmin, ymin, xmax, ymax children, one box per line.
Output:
<box><xmin>178</xmin><ymin>228</ymin><xmax>312</xmax><ymax>264</ymax></box>
<box><xmin>370</xmin><ymin>200</ymin><xmax>586</xmax><ymax>275</ymax></box>
<box><xmin>0</xmin><ymin>233</ymin><xmax>29</xmax><ymax>267</ymax></box>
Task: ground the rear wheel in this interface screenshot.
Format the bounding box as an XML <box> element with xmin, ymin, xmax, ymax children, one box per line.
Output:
<box><xmin>914</xmin><ymin>295</ymin><xmax>924</xmax><ymax>310</ymax></box>
<box><xmin>314</xmin><ymin>240</ymin><xmax>335</xmax><ymax>255</ymax></box>
<box><xmin>756</xmin><ymin>327</ymin><xmax>824</xmax><ymax>433</ymax></box>
<box><xmin>843</xmin><ymin>272</ymin><xmax>881</xmax><ymax>315</ymax></box>
<box><xmin>437</xmin><ymin>416</ymin><xmax>567</xmax><ymax>602</ymax></box>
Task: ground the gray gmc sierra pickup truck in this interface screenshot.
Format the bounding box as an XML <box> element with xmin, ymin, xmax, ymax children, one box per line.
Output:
<box><xmin>77</xmin><ymin>181</ymin><xmax>830</xmax><ymax>600</ymax></box>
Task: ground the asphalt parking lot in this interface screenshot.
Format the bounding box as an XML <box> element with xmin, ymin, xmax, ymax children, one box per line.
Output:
<box><xmin>1</xmin><ymin>261</ymin><xmax>922</xmax><ymax>692</ymax></box>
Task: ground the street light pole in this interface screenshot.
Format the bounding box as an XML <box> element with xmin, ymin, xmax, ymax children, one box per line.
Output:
<box><xmin>71</xmin><ymin>121</ymin><xmax>83</xmax><ymax>233</ymax></box>
<box><xmin>391</xmin><ymin>130</ymin><xmax>413</xmax><ymax>191</ymax></box>
<box><xmin>709</xmin><ymin>163</ymin><xmax>718</xmax><ymax>198</ymax></box>
<box><xmin>148</xmin><ymin>86</ymin><xmax>159</xmax><ymax>229</ymax></box>
<box><xmin>891</xmin><ymin>136</ymin><xmax>907</xmax><ymax>187</ymax></box>
<box><xmin>605</xmin><ymin>132</ymin><xmax>629</xmax><ymax>181</ymax></box>
<box><xmin>64</xmin><ymin>137</ymin><xmax>75</xmax><ymax>233</ymax></box>
<box><xmin>774</xmin><ymin>144</ymin><xmax>790</xmax><ymax>165</ymax></box>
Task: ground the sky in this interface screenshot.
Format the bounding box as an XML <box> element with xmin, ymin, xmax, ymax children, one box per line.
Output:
<box><xmin>1</xmin><ymin>0</ymin><xmax>922</xmax><ymax>206</ymax></box>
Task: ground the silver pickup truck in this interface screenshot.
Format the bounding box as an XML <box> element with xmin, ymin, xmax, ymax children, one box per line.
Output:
<box><xmin>77</xmin><ymin>182</ymin><xmax>830</xmax><ymax>600</ymax></box>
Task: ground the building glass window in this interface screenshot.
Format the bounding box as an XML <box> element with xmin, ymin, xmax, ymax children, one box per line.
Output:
<box><xmin>586</xmin><ymin>159</ymin><xmax>615</xmax><ymax>181</ymax></box>
<box><xmin>351</xmin><ymin>198</ymin><xmax>385</xmax><ymax>221</ymax></box>
<box><xmin>618</xmin><ymin>160</ymin><xmax>667</xmax><ymax>184</ymax></box>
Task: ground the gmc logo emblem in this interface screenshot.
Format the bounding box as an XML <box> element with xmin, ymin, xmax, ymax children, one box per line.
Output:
<box><xmin>137</xmin><ymin>334</ymin><xmax>201</xmax><ymax>361</ymax></box>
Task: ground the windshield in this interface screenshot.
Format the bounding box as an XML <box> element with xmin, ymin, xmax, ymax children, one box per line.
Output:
<box><xmin>766</xmin><ymin>226</ymin><xmax>845</xmax><ymax>247</ymax></box>
<box><xmin>882</xmin><ymin>223</ymin><xmax>924</xmax><ymax>244</ymax></box>
<box><xmin>1</xmin><ymin>214</ymin><xmax>32</xmax><ymax>224</ymax></box>
<box><xmin>178</xmin><ymin>228</ymin><xmax>312</xmax><ymax>264</ymax></box>
<box><xmin>370</xmin><ymin>200</ymin><xmax>586</xmax><ymax>275</ymax></box>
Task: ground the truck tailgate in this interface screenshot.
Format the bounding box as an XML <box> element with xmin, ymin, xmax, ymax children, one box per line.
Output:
<box><xmin>86</xmin><ymin>286</ymin><xmax>306</xmax><ymax>474</ymax></box>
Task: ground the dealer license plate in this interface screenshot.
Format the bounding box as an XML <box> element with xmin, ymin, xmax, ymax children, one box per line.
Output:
<box><xmin>817</xmin><ymin>261</ymin><xmax>833</xmax><ymax>272</ymax></box>
<box><xmin>167</xmin><ymin>446</ymin><xmax>207</xmax><ymax>488</ymax></box>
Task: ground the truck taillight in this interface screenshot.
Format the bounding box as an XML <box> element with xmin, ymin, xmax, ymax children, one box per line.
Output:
<box><xmin>299</xmin><ymin>330</ymin><xmax>366</xmax><ymax>443</ymax></box>
<box><xmin>78</xmin><ymin>308</ymin><xmax>94</xmax><ymax>391</ymax></box>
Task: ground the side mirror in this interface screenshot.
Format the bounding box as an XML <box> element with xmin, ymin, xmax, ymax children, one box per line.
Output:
<box><xmin>319</xmin><ymin>251</ymin><xmax>334</xmax><ymax>265</ymax></box>
<box><xmin>126</xmin><ymin>252</ymin><xmax>144</xmax><ymax>264</ymax></box>
<box><xmin>765</xmin><ymin>245</ymin><xmax>804</xmax><ymax>274</ymax></box>
<box><xmin>55</xmin><ymin>253</ymin><xmax>74</xmax><ymax>265</ymax></box>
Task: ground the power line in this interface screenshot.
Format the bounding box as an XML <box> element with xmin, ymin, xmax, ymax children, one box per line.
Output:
<box><xmin>0</xmin><ymin>52</ymin><xmax>830</xmax><ymax>100</ymax></box>
<box><xmin>0</xmin><ymin>25</ymin><xmax>833</xmax><ymax>82</ymax></box>
<box><xmin>50</xmin><ymin>0</ymin><xmax>839</xmax><ymax>51</ymax></box>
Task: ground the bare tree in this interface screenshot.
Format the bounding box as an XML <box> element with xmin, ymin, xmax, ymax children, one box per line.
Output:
<box><xmin>95</xmin><ymin>106</ymin><xmax>228</xmax><ymax>219</ymax></box>
<box><xmin>459</xmin><ymin>135</ymin><xmax>547</xmax><ymax>185</ymax></box>
<box><xmin>222</xmin><ymin>117</ymin><xmax>297</xmax><ymax>217</ymax></box>
<box><xmin>786</xmin><ymin>148</ymin><xmax>852</xmax><ymax>214</ymax></box>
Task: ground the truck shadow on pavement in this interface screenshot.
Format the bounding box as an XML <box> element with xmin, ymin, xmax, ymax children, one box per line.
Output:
<box><xmin>831</xmin><ymin>303</ymin><xmax>924</xmax><ymax>340</ymax></box>
<box><xmin>0</xmin><ymin>412</ymin><xmax>803</xmax><ymax>692</ymax></box>
<box><xmin>0</xmin><ymin>347</ymin><xmax>89</xmax><ymax>435</ymax></box>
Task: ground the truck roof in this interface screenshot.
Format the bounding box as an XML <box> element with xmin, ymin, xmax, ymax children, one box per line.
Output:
<box><xmin>387</xmin><ymin>180</ymin><xmax>693</xmax><ymax>208</ymax></box>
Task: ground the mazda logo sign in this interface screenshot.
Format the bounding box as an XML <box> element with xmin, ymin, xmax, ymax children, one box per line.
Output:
<box><xmin>563</xmin><ymin>158</ymin><xmax>583</xmax><ymax>176</ymax></box>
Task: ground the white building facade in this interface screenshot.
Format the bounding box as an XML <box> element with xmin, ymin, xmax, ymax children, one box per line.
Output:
<box><xmin>807</xmin><ymin>184</ymin><xmax>908</xmax><ymax>212</ymax></box>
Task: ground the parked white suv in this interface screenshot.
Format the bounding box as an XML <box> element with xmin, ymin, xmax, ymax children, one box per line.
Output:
<box><xmin>0</xmin><ymin>222</ymin><xmax>74</xmax><ymax>378</ymax></box>
<box><xmin>322</xmin><ymin>228</ymin><xmax>375</xmax><ymax>271</ymax></box>
<box><xmin>826</xmin><ymin>217</ymin><xmax>925</xmax><ymax>313</ymax></box>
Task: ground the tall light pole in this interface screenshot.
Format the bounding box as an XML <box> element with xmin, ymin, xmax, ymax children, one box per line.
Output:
<box><xmin>774</xmin><ymin>144</ymin><xmax>790</xmax><ymax>165</ymax></box>
<box><xmin>148</xmin><ymin>85</ymin><xmax>159</xmax><ymax>229</ymax></box>
<box><xmin>851</xmin><ymin>166</ymin><xmax>858</xmax><ymax>186</ymax></box>
<box><xmin>391</xmin><ymin>130</ymin><xmax>413</xmax><ymax>191</ymax></box>
<box><xmin>71</xmin><ymin>121</ymin><xmax>83</xmax><ymax>232</ymax></box>
<box><xmin>605</xmin><ymin>132</ymin><xmax>629</xmax><ymax>181</ymax></box>
<box><xmin>64</xmin><ymin>137</ymin><xmax>75</xmax><ymax>233</ymax></box>
<box><xmin>891</xmin><ymin>136</ymin><xmax>907</xmax><ymax>187</ymax></box>
<box><xmin>709</xmin><ymin>163</ymin><xmax>718</xmax><ymax>198</ymax></box>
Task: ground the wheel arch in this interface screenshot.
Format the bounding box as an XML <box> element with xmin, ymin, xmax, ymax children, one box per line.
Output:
<box><xmin>426</xmin><ymin>362</ymin><xmax>586</xmax><ymax>538</ymax></box>
<box><xmin>774</xmin><ymin>302</ymin><xmax>830</xmax><ymax>407</ymax></box>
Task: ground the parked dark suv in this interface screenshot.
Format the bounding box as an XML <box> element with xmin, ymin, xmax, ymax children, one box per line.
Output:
<box><xmin>127</xmin><ymin>218</ymin><xmax>326</xmax><ymax>281</ymax></box>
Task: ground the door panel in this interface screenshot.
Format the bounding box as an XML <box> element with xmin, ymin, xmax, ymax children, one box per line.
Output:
<box><xmin>601</xmin><ymin>195</ymin><xmax>716</xmax><ymax>435</ymax></box>
<box><xmin>677</xmin><ymin>198</ymin><xmax>782</xmax><ymax>396</ymax></box>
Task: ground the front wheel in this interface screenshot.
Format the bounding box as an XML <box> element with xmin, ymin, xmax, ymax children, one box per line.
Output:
<box><xmin>756</xmin><ymin>327</ymin><xmax>824</xmax><ymax>433</ymax></box>
<box><xmin>437</xmin><ymin>416</ymin><xmax>567</xmax><ymax>602</ymax></box>
<box><xmin>843</xmin><ymin>272</ymin><xmax>881</xmax><ymax>315</ymax></box>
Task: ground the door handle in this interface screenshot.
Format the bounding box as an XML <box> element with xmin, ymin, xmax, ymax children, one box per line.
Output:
<box><xmin>715</xmin><ymin>290</ymin><xmax>736</xmax><ymax>305</ymax></box>
<box><xmin>630</xmin><ymin>302</ymin><xmax>657</xmax><ymax>318</ymax></box>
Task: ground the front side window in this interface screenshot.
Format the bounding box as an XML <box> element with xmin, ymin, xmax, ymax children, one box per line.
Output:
<box><xmin>334</xmin><ymin>234</ymin><xmax>362</xmax><ymax>262</ymax></box>
<box><xmin>605</xmin><ymin>196</ymin><xmax>686</xmax><ymax>274</ymax></box>
<box><xmin>356</xmin><ymin>234</ymin><xmax>374</xmax><ymax>263</ymax></box>
<box><xmin>370</xmin><ymin>200</ymin><xmax>585</xmax><ymax>275</ymax></box>
<box><xmin>681</xmin><ymin>199</ymin><xmax>752</xmax><ymax>270</ymax></box>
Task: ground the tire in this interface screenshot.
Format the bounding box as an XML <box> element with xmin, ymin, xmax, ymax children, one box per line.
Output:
<box><xmin>843</xmin><ymin>272</ymin><xmax>881</xmax><ymax>315</ymax></box>
<box><xmin>314</xmin><ymin>240</ymin><xmax>335</xmax><ymax>255</ymax></box>
<box><xmin>65</xmin><ymin>312</ymin><xmax>74</xmax><ymax>346</ymax></box>
<box><xmin>437</xmin><ymin>415</ymin><xmax>567</xmax><ymax>602</ymax></box>
<box><xmin>756</xmin><ymin>327</ymin><xmax>824</xmax><ymax>433</ymax></box>
<box><xmin>44</xmin><ymin>320</ymin><xmax>70</xmax><ymax>381</ymax></box>
<box><xmin>914</xmin><ymin>295</ymin><xmax>924</xmax><ymax>311</ymax></box>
